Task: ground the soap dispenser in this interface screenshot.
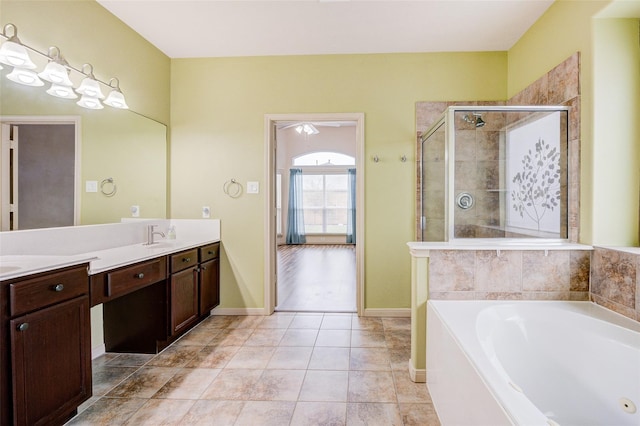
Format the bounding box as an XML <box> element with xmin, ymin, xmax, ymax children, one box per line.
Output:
<box><xmin>167</xmin><ymin>225</ymin><xmax>176</xmax><ymax>240</ymax></box>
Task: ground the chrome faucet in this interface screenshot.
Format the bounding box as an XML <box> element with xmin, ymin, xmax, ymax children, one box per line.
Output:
<box><xmin>145</xmin><ymin>224</ymin><xmax>165</xmax><ymax>245</ymax></box>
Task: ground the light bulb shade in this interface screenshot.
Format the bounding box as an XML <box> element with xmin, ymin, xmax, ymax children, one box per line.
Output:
<box><xmin>38</xmin><ymin>61</ymin><xmax>73</xmax><ymax>86</ymax></box>
<box><xmin>103</xmin><ymin>90</ymin><xmax>129</xmax><ymax>109</ymax></box>
<box><xmin>46</xmin><ymin>83</ymin><xmax>78</xmax><ymax>99</ymax></box>
<box><xmin>0</xmin><ymin>41</ymin><xmax>37</xmax><ymax>69</ymax></box>
<box><xmin>75</xmin><ymin>77</ymin><xmax>105</xmax><ymax>98</ymax></box>
<box><xmin>6</xmin><ymin>68</ymin><xmax>44</xmax><ymax>87</ymax></box>
<box><xmin>76</xmin><ymin>95</ymin><xmax>104</xmax><ymax>110</ymax></box>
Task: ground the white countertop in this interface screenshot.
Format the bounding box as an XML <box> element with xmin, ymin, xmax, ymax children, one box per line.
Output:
<box><xmin>0</xmin><ymin>254</ymin><xmax>97</xmax><ymax>280</ymax></box>
<box><xmin>0</xmin><ymin>238</ymin><xmax>219</xmax><ymax>281</ymax></box>
<box><xmin>0</xmin><ymin>219</ymin><xmax>221</xmax><ymax>281</ymax></box>
<box><xmin>87</xmin><ymin>238</ymin><xmax>219</xmax><ymax>274</ymax></box>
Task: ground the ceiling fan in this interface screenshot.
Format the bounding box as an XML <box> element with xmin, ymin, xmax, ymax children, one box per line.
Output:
<box><xmin>277</xmin><ymin>121</ymin><xmax>348</xmax><ymax>135</ymax></box>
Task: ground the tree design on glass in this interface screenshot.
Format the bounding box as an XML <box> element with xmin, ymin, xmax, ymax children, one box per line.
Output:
<box><xmin>510</xmin><ymin>138</ymin><xmax>561</xmax><ymax>231</ymax></box>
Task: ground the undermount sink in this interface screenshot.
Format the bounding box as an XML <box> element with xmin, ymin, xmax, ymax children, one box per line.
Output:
<box><xmin>142</xmin><ymin>242</ymin><xmax>177</xmax><ymax>249</ymax></box>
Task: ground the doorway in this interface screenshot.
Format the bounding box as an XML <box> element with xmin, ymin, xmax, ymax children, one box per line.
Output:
<box><xmin>0</xmin><ymin>116</ymin><xmax>80</xmax><ymax>230</ymax></box>
<box><xmin>264</xmin><ymin>113</ymin><xmax>365</xmax><ymax>316</ymax></box>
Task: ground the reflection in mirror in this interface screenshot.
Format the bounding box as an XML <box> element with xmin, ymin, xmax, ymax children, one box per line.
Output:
<box><xmin>0</xmin><ymin>67</ymin><xmax>167</xmax><ymax>230</ymax></box>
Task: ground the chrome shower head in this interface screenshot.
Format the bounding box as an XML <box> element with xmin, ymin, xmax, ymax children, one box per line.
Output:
<box><xmin>463</xmin><ymin>113</ymin><xmax>486</xmax><ymax>128</ymax></box>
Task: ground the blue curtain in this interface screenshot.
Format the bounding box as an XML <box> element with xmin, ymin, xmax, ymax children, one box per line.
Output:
<box><xmin>347</xmin><ymin>168</ymin><xmax>356</xmax><ymax>244</ymax></box>
<box><xmin>286</xmin><ymin>168</ymin><xmax>306</xmax><ymax>244</ymax></box>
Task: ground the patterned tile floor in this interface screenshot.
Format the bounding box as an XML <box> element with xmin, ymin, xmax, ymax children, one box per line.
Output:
<box><xmin>67</xmin><ymin>312</ymin><xmax>440</xmax><ymax>425</ymax></box>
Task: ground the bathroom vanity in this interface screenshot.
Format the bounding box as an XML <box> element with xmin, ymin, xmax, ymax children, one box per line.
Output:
<box><xmin>0</xmin><ymin>219</ymin><xmax>220</xmax><ymax>426</ymax></box>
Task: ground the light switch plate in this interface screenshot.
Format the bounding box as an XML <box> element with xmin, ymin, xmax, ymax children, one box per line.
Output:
<box><xmin>86</xmin><ymin>180</ymin><xmax>98</xmax><ymax>192</ymax></box>
<box><xmin>202</xmin><ymin>206</ymin><xmax>211</xmax><ymax>218</ymax></box>
<box><xmin>247</xmin><ymin>181</ymin><xmax>259</xmax><ymax>194</ymax></box>
<box><xmin>130</xmin><ymin>205</ymin><xmax>140</xmax><ymax>217</ymax></box>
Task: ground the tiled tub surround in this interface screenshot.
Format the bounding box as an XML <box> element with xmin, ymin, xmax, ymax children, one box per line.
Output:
<box><xmin>591</xmin><ymin>246</ymin><xmax>640</xmax><ymax>321</ymax></box>
<box><xmin>406</xmin><ymin>240</ymin><xmax>592</xmax><ymax>382</ymax></box>
<box><xmin>426</xmin><ymin>247</ymin><xmax>591</xmax><ymax>301</ymax></box>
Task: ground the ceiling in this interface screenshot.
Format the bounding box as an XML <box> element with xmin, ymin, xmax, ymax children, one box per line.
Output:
<box><xmin>97</xmin><ymin>0</ymin><xmax>556</xmax><ymax>58</ymax></box>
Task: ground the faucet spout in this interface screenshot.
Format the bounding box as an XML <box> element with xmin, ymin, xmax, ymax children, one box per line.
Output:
<box><xmin>146</xmin><ymin>224</ymin><xmax>166</xmax><ymax>245</ymax></box>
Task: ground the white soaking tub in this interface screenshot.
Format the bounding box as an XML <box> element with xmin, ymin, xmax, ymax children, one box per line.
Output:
<box><xmin>426</xmin><ymin>300</ymin><xmax>640</xmax><ymax>426</ymax></box>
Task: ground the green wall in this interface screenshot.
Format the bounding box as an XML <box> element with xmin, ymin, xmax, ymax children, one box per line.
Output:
<box><xmin>592</xmin><ymin>18</ymin><xmax>640</xmax><ymax>245</ymax></box>
<box><xmin>170</xmin><ymin>53</ymin><xmax>507</xmax><ymax>310</ymax></box>
<box><xmin>0</xmin><ymin>0</ymin><xmax>171</xmax><ymax>124</ymax></box>
<box><xmin>508</xmin><ymin>0</ymin><xmax>640</xmax><ymax>245</ymax></box>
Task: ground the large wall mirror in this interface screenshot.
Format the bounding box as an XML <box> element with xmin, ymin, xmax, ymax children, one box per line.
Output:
<box><xmin>0</xmin><ymin>74</ymin><xmax>167</xmax><ymax>230</ymax></box>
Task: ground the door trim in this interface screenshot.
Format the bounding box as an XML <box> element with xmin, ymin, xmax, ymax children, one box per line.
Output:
<box><xmin>264</xmin><ymin>113</ymin><xmax>365</xmax><ymax>316</ymax></box>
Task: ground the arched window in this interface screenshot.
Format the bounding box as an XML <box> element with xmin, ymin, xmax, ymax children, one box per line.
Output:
<box><xmin>293</xmin><ymin>152</ymin><xmax>355</xmax><ymax>166</ymax></box>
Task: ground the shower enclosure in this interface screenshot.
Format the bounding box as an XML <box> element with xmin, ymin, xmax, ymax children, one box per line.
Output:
<box><xmin>420</xmin><ymin>106</ymin><xmax>569</xmax><ymax>241</ymax></box>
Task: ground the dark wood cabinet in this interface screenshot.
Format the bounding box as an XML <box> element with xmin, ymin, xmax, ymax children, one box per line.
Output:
<box><xmin>10</xmin><ymin>296</ymin><xmax>91</xmax><ymax>426</ymax></box>
<box><xmin>1</xmin><ymin>264</ymin><xmax>91</xmax><ymax>426</ymax></box>
<box><xmin>199</xmin><ymin>242</ymin><xmax>220</xmax><ymax>316</ymax></box>
<box><xmin>169</xmin><ymin>266</ymin><xmax>199</xmax><ymax>336</ymax></box>
<box><xmin>169</xmin><ymin>248</ymin><xmax>199</xmax><ymax>336</ymax></box>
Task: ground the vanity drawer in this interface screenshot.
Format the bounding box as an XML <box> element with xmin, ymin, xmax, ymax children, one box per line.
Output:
<box><xmin>9</xmin><ymin>265</ymin><xmax>88</xmax><ymax>317</ymax></box>
<box><xmin>199</xmin><ymin>243</ymin><xmax>220</xmax><ymax>262</ymax></box>
<box><xmin>170</xmin><ymin>249</ymin><xmax>198</xmax><ymax>273</ymax></box>
<box><xmin>105</xmin><ymin>257</ymin><xmax>167</xmax><ymax>300</ymax></box>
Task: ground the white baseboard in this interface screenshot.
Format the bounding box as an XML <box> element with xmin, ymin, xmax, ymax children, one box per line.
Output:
<box><xmin>409</xmin><ymin>359</ymin><xmax>426</xmax><ymax>383</ymax></box>
<box><xmin>363</xmin><ymin>308</ymin><xmax>410</xmax><ymax>318</ymax></box>
<box><xmin>92</xmin><ymin>344</ymin><xmax>106</xmax><ymax>360</ymax></box>
<box><xmin>211</xmin><ymin>307</ymin><xmax>267</xmax><ymax>316</ymax></box>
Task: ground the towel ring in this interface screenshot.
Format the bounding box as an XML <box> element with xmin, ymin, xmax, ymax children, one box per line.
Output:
<box><xmin>100</xmin><ymin>177</ymin><xmax>117</xmax><ymax>197</ymax></box>
<box><xmin>223</xmin><ymin>178</ymin><xmax>243</xmax><ymax>198</ymax></box>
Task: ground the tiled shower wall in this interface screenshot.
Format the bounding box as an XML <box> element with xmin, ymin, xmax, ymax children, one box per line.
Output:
<box><xmin>416</xmin><ymin>52</ymin><xmax>581</xmax><ymax>242</ymax></box>
<box><xmin>591</xmin><ymin>247</ymin><xmax>640</xmax><ymax>321</ymax></box>
<box><xmin>427</xmin><ymin>249</ymin><xmax>591</xmax><ymax>301</ymax></box>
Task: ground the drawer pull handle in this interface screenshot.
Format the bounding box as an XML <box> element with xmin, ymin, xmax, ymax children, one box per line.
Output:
<box><xmin>17</xmin><ymin>323</ymin><xmax>29</xmax><ymax>332</ymax></box>
<box><xmin>208</xmin><ymin>250</ymin><xmax>215</xmax><ymax>255</ymax></box>
<box><xmin>182</xmin><ymin>257</ymin><xmax>191</xmax><ymax>263</ymax></box>
<box><xmin>135</xmin><ymin>273</ymin><xmax>145</xmax><ymax>279</ymax></box>
<box><xmin>201</xmin><ymin>266</ymin><xmax>207</xmax><ymax>271</ymax></box>
<box><xmin>53</xmin><ymin>283</ymin><xmax>64</xmax><ymax>292</ymax></box>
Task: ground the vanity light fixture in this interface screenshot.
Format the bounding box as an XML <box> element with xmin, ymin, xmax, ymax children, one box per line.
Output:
<box><xmin>38</xmin><ymin>46</ymin><xmax>77</xmax><ymax>98</ymax></box>
<box><xmin>46</xmin><ymin>83</ymin><xmax>77</xmax><ymax>99</ymax></box>
<box><xmin>75</xmin><ymin>64</ymin><xmax>105</xmax><ymax>98</ymax></box>
<box><xmin>75</xmin><ymin>64</ymin><xmax>104</xmax><ymax>109</ymax></box>
<box><xmin>38</xmin><ymin>47</ymin><xmax>73</xmax><ymax>86</ymax></box>
<box><xmin>0</xmin><ymin>23</ymin><xmax>36</xmax><ymax>69</ymax></box>
<box><xmin>6</xmin><ymin>67</ymin><xmax>44</xmax><ymax>87</ymax></box>
<box><xmin>0</xmin><ymin>23</ymin><xmax>129</xmax><ymax>111</ymax></box>
<box><xmin>103</xmin><ymin>77</ymin><xmax>129</xmax><ymax>109</ymax></box>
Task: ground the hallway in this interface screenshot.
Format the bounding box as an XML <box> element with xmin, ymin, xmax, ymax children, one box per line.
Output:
<box><xmin>276</xmin><ymin>245</ymin><xmax>356</xmax><ymax>312</ymax></box>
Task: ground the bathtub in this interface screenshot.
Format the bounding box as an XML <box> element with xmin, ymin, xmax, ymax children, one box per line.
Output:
<box><xmin>426</xmin><ymin>300</ymin><xmax>640</xmax><ymax>426</ymax></box>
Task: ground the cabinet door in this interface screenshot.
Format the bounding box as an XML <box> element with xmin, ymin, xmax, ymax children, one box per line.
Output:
<box><xmin>170</xmin><ymin>267</ymin><xmax>199</xmax><ymax>336</ymax></box>
<box><xmin>199</xmin><ymin>258</ymin><xmax>220</xmax><ymax>315</ymax></box>
<box><xmin>10</xmin><ymin>296</ymin><xmax>91</xmax><ymax>426</ymax></box>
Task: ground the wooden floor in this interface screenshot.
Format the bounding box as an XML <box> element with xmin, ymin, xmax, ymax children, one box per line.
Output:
<box><xmin>276</xmin><ymin>244</ymin><xmax>356</xmax><ymax>312</ymax></box>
